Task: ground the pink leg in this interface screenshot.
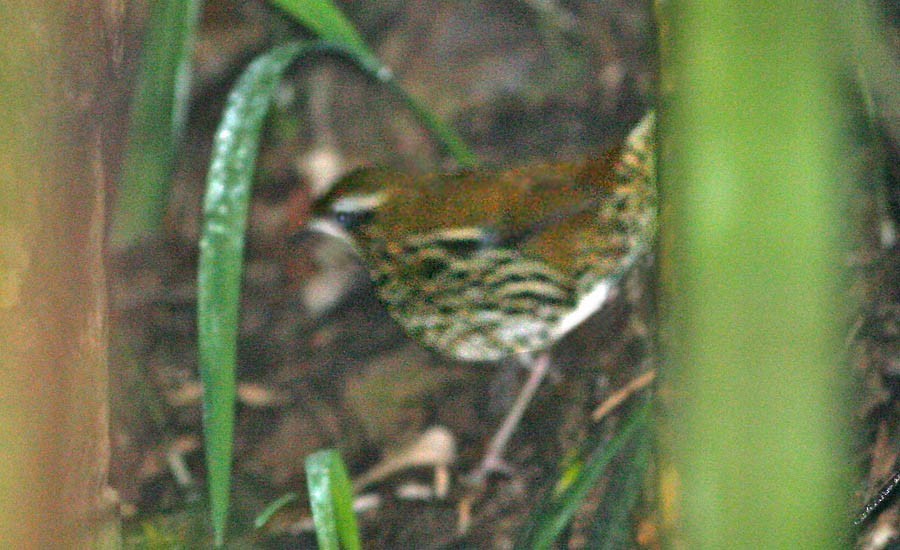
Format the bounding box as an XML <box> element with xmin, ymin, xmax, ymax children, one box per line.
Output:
<box><xmin>466</xmin><ymin>353</ymin><xmax>551</xmax><ymax>486</ymax></box>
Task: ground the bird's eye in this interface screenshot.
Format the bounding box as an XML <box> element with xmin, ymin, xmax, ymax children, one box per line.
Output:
<box><xmin>334</xmin><ymin>209</ymin><xmax>374</xmax><ymax>231</ymax></box>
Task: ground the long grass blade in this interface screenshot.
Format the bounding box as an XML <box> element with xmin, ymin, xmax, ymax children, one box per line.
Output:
<box><xmin>268</xmin><ymin>0</ymin><xmax>379</xmax><ymax>72</ymax></box>
<box><xmin>268</xmin><ymin>0</ymin><xmax>476</xmax><ymax>166</ymax></box>
<box><xmin>514</xmin><ymin>396</ymin><xmax>652</xmax><ymax>549</ymax></box>
<box><xmin>198</xmin><ymin>40</ymin><xmax>310</xmax><ymax>546</ymax></box>
<box><xmin>588</xmin><ymin>422</ymin><xmax>652</xmax><ymax>549</ymax></box>
<box><xmin>111</xmin><ymin>0</ymin><xmax>203</xmax><ymax>247</ymax></box>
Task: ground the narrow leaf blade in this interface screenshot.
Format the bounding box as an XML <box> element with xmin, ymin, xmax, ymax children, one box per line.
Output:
<box><xmin>269</xmin><ymin>0</ymin><xmax>379</xmax><ymax>71</ymax></box>
<box><xmin>515</xmin><ymin>396</ymin><xmax>652</xmax><ymax>550</ymax></box>
<box><xmin>111</xmin><ymin>0</ymin><xmax>203</xmax><ymax>247</ymax></box>
<box><xmin>268</xmin><ymin>0</ymin><xmax>476</xmax><ymax>166</ymax></box>
<box><xmin>306</xmin><ymin>450</ymin><xmax>361</xmax><ymax>550</ymax></box>
<box><xmin>197</xmin><ymin>41</ymin><xmax>308</xmax><ymax>546</ymax></box>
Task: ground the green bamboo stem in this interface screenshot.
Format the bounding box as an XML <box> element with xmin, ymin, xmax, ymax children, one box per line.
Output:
<box><xmin>656</xmin><ymin>2</ymin><xmax>860</xmax><ymax>547</ymax></box>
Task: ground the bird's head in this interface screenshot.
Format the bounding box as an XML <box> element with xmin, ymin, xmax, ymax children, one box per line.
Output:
<box><xmin>306</xmin><ymin>166</ymin><xmax>413</xmax><ymax>252</ymax></box>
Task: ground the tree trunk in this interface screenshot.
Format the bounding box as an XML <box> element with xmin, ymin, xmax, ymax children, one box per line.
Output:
<box><xmin>0</xmin><ymin>0</ymin><xmax>140</xmax><ymax>545</ymax></box>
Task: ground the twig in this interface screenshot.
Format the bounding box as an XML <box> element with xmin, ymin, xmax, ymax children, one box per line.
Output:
<box><xmin>591</xmin><ymin>369</ymin><xmax>656</xmax><ymax>422</ymax></box>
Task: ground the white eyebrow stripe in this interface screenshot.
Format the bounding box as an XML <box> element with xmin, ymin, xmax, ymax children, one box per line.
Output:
<box><xmin>332</xmin><ymin>191</ymin><xmax>389</xmax><ymax>213</ymax></box>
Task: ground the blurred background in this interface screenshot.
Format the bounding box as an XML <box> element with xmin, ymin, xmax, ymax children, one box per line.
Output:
<box><xmin>102</xmin><ymin>0</ymin><xmax>900</xmax><ymax>547</ymax></box>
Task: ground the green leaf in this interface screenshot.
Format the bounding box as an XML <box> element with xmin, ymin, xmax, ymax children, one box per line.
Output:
<box><xmin>255</xmin><ymin>493</ymin><xmax>299</xmax><ymax>529</ymax></box>
<box><xmin>199</xmin><ymin>8</ymin><xmax>478</xmax><ymax>543</ymax></box>
<box><xmin>197</xmin><ymin>40</ymin><xmax>311</xmax><ymax>547</ymax></box>
<box><xmin>110</xmin><ymin>0</ymin><xmax>203</xmax><ymax>247</ymax></box>
<box><xmin>198</xmin><ymin>38</ymin><xmax>411</xmax><ymax>546</ymax></box>
<box><xmin>268</xmin><ymin>0</ymin><xmax>476</xmax><ymax>166</ymax></box>
<box><xmin>382</xmin><ymin>77</ymin><xmax>478</xmax><ymax>167</ymax></box>
<box><xmin>588</xmin><ymin>423</ymin><xmax>652</xmax><ymax>550</ymax></box>
<box><xmin>269</xmin><ymin>0</ymin><xmax>380</xmax><ymax>72</ymax></box>
<box><xmin>306</xmin><ymin>450</ymin><xmax>361</xmax><ymax>550</ymax></box>
<box><xmin>514</xmin><ymin>396</ymin><xmax>652</xmax><ymax>550</ymax></box>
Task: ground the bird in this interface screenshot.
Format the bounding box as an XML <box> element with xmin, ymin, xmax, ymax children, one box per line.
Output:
<box><xmin>308</xmin><ymin>112</ymin><xmax>656</xmax><ymax>483</ymax></box>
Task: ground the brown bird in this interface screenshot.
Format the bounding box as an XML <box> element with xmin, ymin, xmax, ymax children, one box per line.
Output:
<box><xmin>310</xmin><ymin>113</ymin><xmax>656</xmax><ymax>483</ymax></box>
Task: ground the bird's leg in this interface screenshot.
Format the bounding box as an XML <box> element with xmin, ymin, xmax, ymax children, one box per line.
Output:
<box><xmin>466</xmin><ymin>352</ymin><xmax>552</xmax><ymax>486</ymax></box>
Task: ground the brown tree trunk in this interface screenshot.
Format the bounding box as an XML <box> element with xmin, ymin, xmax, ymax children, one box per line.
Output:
<box><xmin>0</xmin><ymin>1</ymin><xmax>140</xmax><ymax>546</ymax></box>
